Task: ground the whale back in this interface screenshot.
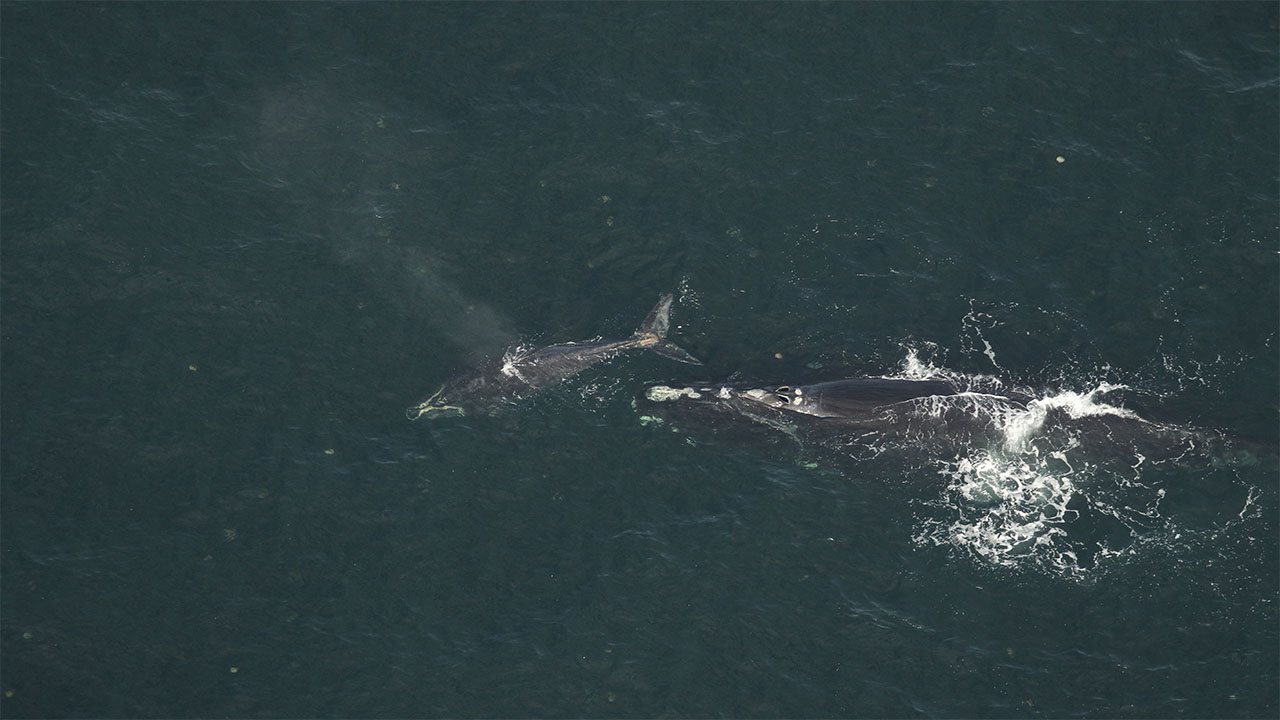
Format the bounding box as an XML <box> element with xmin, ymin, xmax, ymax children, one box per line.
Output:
<box><xmin>782</xmin><ymin>379</ymin><xmax>959</xmax><ymax>418</ymax></box>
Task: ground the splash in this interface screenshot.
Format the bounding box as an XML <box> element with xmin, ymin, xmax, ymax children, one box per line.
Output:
<box><xmin>910</xmin><ymin>380</ymin><xmax>1152</xmax><ymax>576</ymax></box>
<box><xmin>915</xmin><ymin>446</ymin><xmax>1090</xmax><ymax>576</ymax></box>
<box><xmin>897</xmin><ymin>345</ymin><xmax>1014</xmax><ymax>397</ymax></box>
<box><xmin>999</xmin><ymin>383</ymin><xmax>1139</xmax><ymax>453</ymax></box>
<box><xmin>899</xmin><ymin>346</ymin><xmax>1262</xmax><ymax>578</ymax></box>
<box><xmin>499</xmin><ymin>344</ymin><xmax>536</xmax><ymax>382</ymax></box>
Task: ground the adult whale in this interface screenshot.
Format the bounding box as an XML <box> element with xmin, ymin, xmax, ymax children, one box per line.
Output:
<box><xmin>641</xmin><ymin>375</ymin><xmax>1262</xmax><ymax>467</ymax></box>
<box><xmin>730</xmin><ymin>378</ymin><xmax>1007</xmax><ymax>417</ymax></box>
<box><xmin>640</xmin><ymin>377</ymin><xmax>1030</xmax><ymax>451</ymax></box>
<box><xmin>646</xmin><ymin>377</ymin><xmax>1028</xmax><ymax>423</ymax></box>
<box><xmin>408</xmin><ymin>293</ymin><xmax>702</xmax><ymax>420</ymax></box>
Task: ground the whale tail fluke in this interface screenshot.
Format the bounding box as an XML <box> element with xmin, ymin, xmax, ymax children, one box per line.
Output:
<box><xmin>634</xmin><ymin>293</ymin><xmax>703</xmax><ymax>365</ymax></box>
<box><xmin>651</xmin><ymin>339</ymin><xmax>703</xmax><ymax>365</ymax></box>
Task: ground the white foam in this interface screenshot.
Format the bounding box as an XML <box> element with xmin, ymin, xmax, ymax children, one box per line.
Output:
<box><xmin>499</xmin><ymin>344</ymin><xmax>535</xmax><ymax>381</ymax></box>
<box><xmin>893</xmin><ymin>343</ymin><xmax>1183</xmax><ymax>577</ymax></box>
<box><xmin>1001</xmin><ymin>383</ymin><xmax>1139</xmax><ymax>453</ymax></box>
<box><xmin>914</xmin><ymin>445</ymin><xmax>1087</xmax><ymax>574</ymax></box>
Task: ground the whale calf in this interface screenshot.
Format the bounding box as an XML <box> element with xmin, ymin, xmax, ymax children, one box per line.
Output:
<box><xmin>407</xmin><ymin>293</ymin><xmax>701</xmax><ymax>420</ymax></box>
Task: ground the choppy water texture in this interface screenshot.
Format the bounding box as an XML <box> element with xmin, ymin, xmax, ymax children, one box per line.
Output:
<box><xmin>3</xmin><ymin>3</ymin><xmax>1277</xmax><ymax>718</ymax></box>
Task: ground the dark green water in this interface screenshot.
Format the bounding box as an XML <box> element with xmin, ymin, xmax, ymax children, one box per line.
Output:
<box><xmin>2</xmin><ymin>3</ymin><xmax>1276</xmax><ymax>717</ymax></box>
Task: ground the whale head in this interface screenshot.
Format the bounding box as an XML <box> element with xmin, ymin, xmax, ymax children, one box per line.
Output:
<box><xmin>741</xmin><ymin>387</ymin><xmax>790</xmax><ymax>409</ymax></box>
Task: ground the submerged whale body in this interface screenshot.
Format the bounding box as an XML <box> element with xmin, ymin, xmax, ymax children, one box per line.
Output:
<box><xmin>407</xmin><ymin>293</ymin><xmax>701</xmax><ymax>420</ymax></box>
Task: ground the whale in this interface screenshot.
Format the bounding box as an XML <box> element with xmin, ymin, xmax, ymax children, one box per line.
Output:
<box><xmin>645</xmin><ymin>377</ymin><xmax>1026</xmax><ymax>421</ymax></box>
<box><xmin>640</xmin><ymin>375</ymin><xmax>1269</xmax><ymax>470</ymax></box>
<box><xmin>640</xmin><ymin>376</ymin><xmax>1048</xmax><ymax>455</ymax></box>
<box><xmin>407</xmin><ymin>293</ymin><xmax>702</xmax><ymax>420</ymax></box>
<box><xmin>732</xmin><ymin>378</ymin><xmax>981</xmax><ymax>417</ymax></box>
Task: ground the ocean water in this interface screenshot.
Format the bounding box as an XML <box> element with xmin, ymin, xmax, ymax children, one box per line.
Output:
<box><xmin>2</xmin><ymin>3</ymin><xmax>1277</xmax><ymax>718</ymax></box>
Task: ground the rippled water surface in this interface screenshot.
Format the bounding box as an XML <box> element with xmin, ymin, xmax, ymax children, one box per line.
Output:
<box><xmin>3</xmin><ymin>3</ymin><xmax>1277</xmax><ymax>718</ymax></box>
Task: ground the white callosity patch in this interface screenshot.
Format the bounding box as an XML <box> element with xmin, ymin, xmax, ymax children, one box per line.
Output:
<box><xmin>645</xmin><ymin>385</ymin><xmax>705</xmax><ymax>402</ymax></box>
<box><xmin>743</xmin><ymin>388</ymin><xmax>775</xmax><ymax>403</ymax></box>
